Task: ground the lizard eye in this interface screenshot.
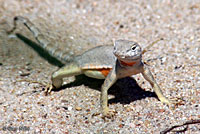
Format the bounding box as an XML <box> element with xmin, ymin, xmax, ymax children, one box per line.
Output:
<box><xmin>131</xmin><ymin>45</ymin><xmax>137</xmax><ymax>51</ymax></box>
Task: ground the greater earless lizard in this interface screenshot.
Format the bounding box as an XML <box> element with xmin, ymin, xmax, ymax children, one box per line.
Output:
<box><xmin>8</xmin><ymin>16</ymin><xmax>175</xmax><ymax>116</ymax></box>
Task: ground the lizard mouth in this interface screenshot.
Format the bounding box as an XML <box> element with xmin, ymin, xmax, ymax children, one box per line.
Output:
<box><xmin>115</xmin><ymin>54</ymin><xmax>141</xmax><ymax>61</ymax></box>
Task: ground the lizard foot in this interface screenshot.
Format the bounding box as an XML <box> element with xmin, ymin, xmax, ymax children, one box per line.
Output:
<box><xmin>160</xmin><ymin>97</ymin><xmax>185</xmax><ymax>109</ymax></box>
<box><xmin>102</xmin><ymin>107</ymin><xmax>117</xmax><ymax>119</ymax></box>
<box><xmin>159</xmin><ymin>97</ymin><xmax>171</xmax><ymax>105</ymax></box>
<box><xmin>168</xmin><ymin>97</ymin><xmax>185</xmax><ymax>109</ymax></box>
<box><xmin>44</xmin><ymin>83</ymin><xmax>54</xmax><ymax>96</ymax></box>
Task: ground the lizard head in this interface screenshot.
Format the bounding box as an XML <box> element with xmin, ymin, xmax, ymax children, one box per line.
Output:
<box><xmin>113</xmin><ymin>39</ymin><xmax>142</xmax><ymax>65</ymax></box>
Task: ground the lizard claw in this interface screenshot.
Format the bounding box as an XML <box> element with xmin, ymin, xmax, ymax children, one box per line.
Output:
<box><xmin>44</xmin><ymin>83</ymin><xmax>54</xmax><ymax>96</ymax></box>
<box><xmin>168</xmin><ymin>97</ymin><xmax>185</xmax><ymax>109</ymax></box>
<box><xmin>102</xmin><ymin>107</ymin><xmax>117</xmax><ymax>119</ymax></box>
<box><xmin>159</xmin><ymin>97</ymin><xmax>185</xmax><ymax>109</ymax></box>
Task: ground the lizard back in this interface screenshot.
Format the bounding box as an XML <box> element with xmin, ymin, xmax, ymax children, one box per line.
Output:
<box><xmin>75</xmin><ymin>45</ymin><xmax>116</xmax><ymax>69</ymax></box>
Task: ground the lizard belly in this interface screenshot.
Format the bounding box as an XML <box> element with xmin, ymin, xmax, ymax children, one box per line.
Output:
<box><xmin>84</xmin><ymin>68</ymin><xmax>112</xmax><ymax>79</ymax></box>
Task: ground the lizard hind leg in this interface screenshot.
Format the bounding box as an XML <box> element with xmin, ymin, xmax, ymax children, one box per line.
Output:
<box><xmin>51</xmin><ymin>62</ymin><xmax>82</xmax><ymax>89</ymax></box>
<box><xmin>45</xmin><ymin>62</ymin><xmax>82</xmax><ymax>95</ymax></box>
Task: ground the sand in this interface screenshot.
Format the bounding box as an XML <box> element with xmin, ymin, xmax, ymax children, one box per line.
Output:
<box><xmin>0</xmin><ymin>0</ymin><xmax>199</xmax><ymax>133</ymax></box>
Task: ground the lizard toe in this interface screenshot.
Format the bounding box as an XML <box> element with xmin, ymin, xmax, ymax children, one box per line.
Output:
<box><xmin>168</xmin><ymin>97</ymin><xmax>185</xmax><ymax>109</ymax></box>
<box><xmin>44</xmin><ymin>83</ymin><xmax>54</xmax><ymax>96</ymax></box>
<box><xmin>102</xmin><ymin>107</ymin><xmax>117</xmax><ymax>119</ymax></box>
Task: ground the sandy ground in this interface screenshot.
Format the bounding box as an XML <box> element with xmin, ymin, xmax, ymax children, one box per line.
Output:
<box><xmin>0</xmin><ymin>0</ymin><xmax>200</xmax><ymax>133</ymax></box>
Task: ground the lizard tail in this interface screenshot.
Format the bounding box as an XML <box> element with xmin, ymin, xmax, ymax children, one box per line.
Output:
<box><xmin>8</xmin><ymin>16</ymin><xmax>73</xmax><ymax>62</ymax></box>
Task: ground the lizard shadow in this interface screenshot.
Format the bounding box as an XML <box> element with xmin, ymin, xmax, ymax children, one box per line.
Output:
<box><xmin>15</xmin><ymin>34</ymin><xmax>64</xmax><ymax>67</ymax></box>
<box><xmin>60</xmin><ymin>74</ymin><xmax>157</xmax><ymax>105</ymax></box>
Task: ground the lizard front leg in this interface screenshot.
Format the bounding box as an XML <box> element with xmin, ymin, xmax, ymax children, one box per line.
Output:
<box><xmin>101</xmin><ymin>67</ymin><xmax>117</xmax><ymax>117</ymax></box>
<box><xmin>141</xmin><ymin>65</ymin><xmax>171</xmax><ymax>105</ymax></box>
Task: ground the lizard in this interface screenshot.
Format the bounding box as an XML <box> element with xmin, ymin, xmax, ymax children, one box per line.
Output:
<box><xmin>8</xmin><ymin>16</ymin><xmax>176</xmax><ymax>117</ymax></box>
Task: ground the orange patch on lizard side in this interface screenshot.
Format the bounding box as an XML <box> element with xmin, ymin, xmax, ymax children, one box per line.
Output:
<box><xmin>97</xmin><ymin>68</ymin><xmax>112</xmax><ymax>77</ymax></box>
<box><xmin>120</xmin><ymin>60</ymin><xmax>136</xmax><ymax>66</ymax></box>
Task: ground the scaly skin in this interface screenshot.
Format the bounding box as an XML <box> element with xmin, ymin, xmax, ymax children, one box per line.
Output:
<box><xmin>8</xmin><ymin>16</ymin><xmax>175</xmax><ymax>117</ymax></box>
